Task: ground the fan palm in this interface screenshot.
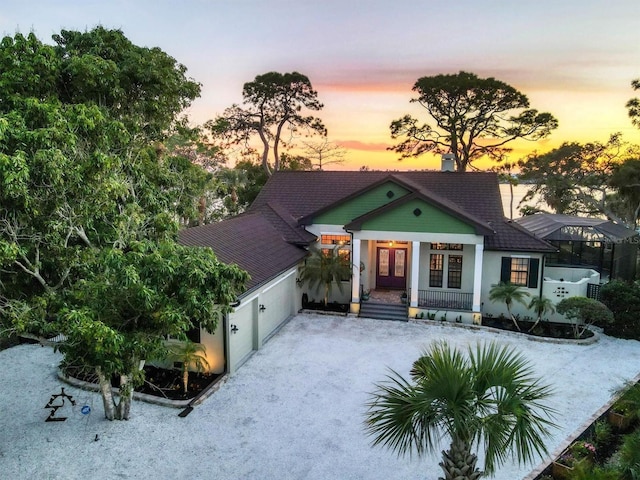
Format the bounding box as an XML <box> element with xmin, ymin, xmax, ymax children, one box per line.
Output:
<box><xmin>365</xmin><ymin>341</ymin><xmax>557</xmax><ymax>479</ymax></box>
<box><xmin>527</xmin><ymin>295</ymin><xmax>555</xmax><ymax>332</ymax></box>
<box><xmin>489</xmin><ymin>282</ymin><xmax>531</xmax><ymax>331</ymax></box>
<box><xmin>299</xmin><ymin>246</ymin><xmax>351</xmax><ymax>306</ymax></box>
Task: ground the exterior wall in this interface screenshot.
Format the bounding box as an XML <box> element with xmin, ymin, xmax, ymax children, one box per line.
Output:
<box><xmin>480</xmin><ymin>251</ymin><xmax>545</xmax><ymax>320</ymax></box>
<box><xmin>313</xmin><ymin>182</ymin><xmax>410</xmax><ymax>225</ymax></box>
<box><xmin>542</xmin><ymin>267</ymin><xmax>600</xmax><ymax>322</ymax></box>
<box><xmin>200</xmin><ymin>266</ymin><xmax>301</xmax><ymax>375</ymax></box>
<box><xmin>417</xmin><ymin>243</ymin><xmax>475</xmax><ymax>293</ymax></box>
<box><xmin>358</xmin><ymin>199</ymin><xmax>476</xmax><ymax>234</ymax></box>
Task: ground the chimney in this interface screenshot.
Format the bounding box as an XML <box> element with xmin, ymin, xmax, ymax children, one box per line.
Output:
<box><xmin>441</xmin><ymin>153</ymin><xmax>455</xmax><ymax>172</ymax></box>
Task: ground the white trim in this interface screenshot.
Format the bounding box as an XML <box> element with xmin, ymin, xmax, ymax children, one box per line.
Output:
<box><xmin>351</xmin><ymin>239</ymin><xmax>361</xmax><ymax>302</ymax></box>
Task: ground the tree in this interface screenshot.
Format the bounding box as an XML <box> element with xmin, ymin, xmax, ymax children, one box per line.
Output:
<box><xmin>626</xmin><ymin>79</ymin><xmax>640</xmax><ymax>128</ymax></box>
<box><xmin>488</xmin><ymin>282</ymin><xmax>531</xmax><ymax>331</ymax></box>
<box><xmin>0</xmin><ymin>28</ymin><xmax>243</xmax><ymax>420</ymax></box>
<box><xmin>518</xmin><ymin>134</ymin><xmax>638</xmax><ymax>225</ymax></box>
<box><xmin>56</xmin><ymin>241</ymin><xmax>246</xmax><ymax>419</ymax></box>
<box><xmin>492</xmin><ymin>162</ymin><xmax>518</xmax><ymax>219</ymax></box>
<box><xmin>389</xmin><ymin>71</ymin><xmax>558</xmax><ymax>172</ymax></box>
<box><xmin>167</xmin><ymin>340</ymin><xmax>210</xmax><ymax>394</ymax></box>
<box><xmin>207</xmin><ymin>71</ymin><xmax>326</xmax><ymax>176</ymax></box>
<box><xmin>556</xmin><ymin>297</ymin><xmax>614</xmax><ymax>339</ymax></box>
<box><xmin>365</xmin><ymin>341</ymin><xmax>556</xmax><ymax>479</ymax></box>
<box><xmin>301</xmin><ymin>138</ymin><xmax>346</xmax><ymax>170</ymax></box>
<box><xmin>527</xmin><ymin>295</ymin><xmax>555</xmax><ymax>333</ymax></box>
<box><xmin>609</xmin><ymin>158</ymin><xmax>640</xmax><ymax>229</ymax></box>
<box><xmin>299</xmin><ymin>246</ymin><xmax>351</xmax><ymax>306</ymax></box>
<box><xmin>51</xmin><ymin>27</ymin><xmax>201</xmax><ymax>141</ymax></box>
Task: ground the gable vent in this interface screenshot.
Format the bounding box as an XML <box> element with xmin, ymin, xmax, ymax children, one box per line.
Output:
<box><xmin>386</xmin><ymin>190</ymin><xmax>395</xmax><ymax>198</ymax></box>
<box><xmin>413</xmin><ymin>208</ymin><xmax>422</xmax><ymax>217</ymax></box>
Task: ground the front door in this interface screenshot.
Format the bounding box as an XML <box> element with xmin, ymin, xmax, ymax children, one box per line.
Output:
<box><xmin>376</xmin><ymin>247</ymin><xmax>407</xmax><ymax>289</ymax></box>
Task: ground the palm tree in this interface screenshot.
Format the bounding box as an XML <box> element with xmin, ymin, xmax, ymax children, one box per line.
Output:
<box><xmin>489</xmin><ymin>282</ymin><xmax>531</xmax><ymax>331</ymax></box>
<box><xmin>167</xmin><ymin>341</ymin><xmax>210</xmax><ymax>393</ymax></box>
<box><xmin>299</xmin><ymin>246</ymin><xmax>351</xmax><ymax>306</ymax></box>
<box><xmin>527</xmin><ymin>295</ymin><xmax>555</xmax><ymax>332</ymax></box>
<box><xmin>365</xmin><ymin>341</ymin><xmax>557</xmax><ymax>479</ymax></box>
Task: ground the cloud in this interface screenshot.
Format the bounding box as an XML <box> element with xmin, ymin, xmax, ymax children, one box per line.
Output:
<box><xmin>337</xmin><ymin>140</ymin><xmax>392</xmax><ymax>152</ymax></box>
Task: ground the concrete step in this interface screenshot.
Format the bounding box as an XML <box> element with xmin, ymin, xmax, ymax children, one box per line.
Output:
<box><xmin>359</xmin><ymin>302</ymin><xmax>408</xmax><ymax>322</ymax></box>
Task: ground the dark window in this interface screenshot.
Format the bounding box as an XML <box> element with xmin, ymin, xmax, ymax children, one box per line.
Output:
<box><xmin>447</xmin><ymin>255</ymin><xmax>462</xmax><ymax>289</ymax></box>
<box><xmin>430</xmin><ymin>254</ymin><xmax>443</xmax><ymax>287</ymax></box>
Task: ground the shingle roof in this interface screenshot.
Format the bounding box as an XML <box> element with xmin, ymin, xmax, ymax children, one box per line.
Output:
<box><xmin>250</xmin><ymin>171</ymin><xmax>554</xmax><ymax>252</ymax></box>
<box><xmin>178</xmin><ymin>213</ymin><xmax>308</xmax><ymax>295</ymax></box>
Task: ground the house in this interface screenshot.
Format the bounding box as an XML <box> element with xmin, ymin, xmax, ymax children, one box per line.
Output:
<box><xmin>178</xmin><ymin>165</ymin><xmax>571</xmax><ymax>373</ymax></box>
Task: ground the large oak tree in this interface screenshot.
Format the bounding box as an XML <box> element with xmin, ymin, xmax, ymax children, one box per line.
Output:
<box><xmin>390</xmin><ymin>71</ymin><xmax>558</xmax><ymax>171</ymax></box>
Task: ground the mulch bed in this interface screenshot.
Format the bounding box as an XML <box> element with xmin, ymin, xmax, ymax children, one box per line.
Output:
<box><xmin>64</xmin><ymin>364</ymin><xmax>223</xmax><ymax>401</ymax></box>
<box><xmin>482</xmin><ymin>317</ymin><xmax>594</xmax><ymax>340</ymax></box>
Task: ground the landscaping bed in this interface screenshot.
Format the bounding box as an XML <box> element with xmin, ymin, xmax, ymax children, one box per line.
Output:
<box><xmin>63</xmin><ymin>364</ymin><xmax>223</xmax><ymax>401</ymax></box>
<box><xmin>482</xmin><ymin>316</ymin><xmax>594</xmax><ymax>340</ymax></box>
<box><xmin>535</xmin><ymin>381</ymin><xmax>640</xmax><ymax>479</ymax></box>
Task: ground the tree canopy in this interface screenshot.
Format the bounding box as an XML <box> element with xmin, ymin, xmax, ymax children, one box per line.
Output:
<box><xmin>390</xmin><ymin>71</ymin><xmax>558</xmax><ymax>172</ymax></box>
<box><xmin>517</xmin><ymin>134</ymin><xmax>640</xmax><ymax>226</ymax></box>
<box><xmin>0</xmin><ymin>28</ymin><xmax>247</xmax><ymax>420</ymax></box>
<box><xmin>627</xmin><ymin>79</ymin><xmax>640</xmax><ymax>128</ymax></box>
<box><xmin>206</xmin><ymin>71</ymin><xmax>326</xmax><ymax>175</ymax></box>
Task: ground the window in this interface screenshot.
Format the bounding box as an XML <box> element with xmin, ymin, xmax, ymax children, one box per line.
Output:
<box><xmin>321</xmin><ymin>234</ymin><xmax>350</xmax><ymax>245</ymax></box>
<box><xmin>320</xmin><ymin>235</ymin><xmax>351</xmax><ymax>281</ymax></box>
<box><xmin>430</xmin><ymin>243</ymin><xmax>463</xmax><ymax>251</ymax></box>
<box><xmin>430</xmin><ymin>254</ymin><xmax>443</xmax><ymax>287</ymax></box>
<box><xmin>510</xmin><ymin>258</ymin><xmax>528</xmax><ymax>285</ymax></box>
<box><xmin>500</xmin><ymin>257</ymin><xmax>539</xmax><ymax>288</ymax></box>
<box><xmin>447</xmin><ymin>255</ymin><xmax>462</xmax><ymax>289</ymax></box>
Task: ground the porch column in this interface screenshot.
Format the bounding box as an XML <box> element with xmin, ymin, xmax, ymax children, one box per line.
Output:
<box><xmin>350</xmin><ymin>239</ymin><xmax>361</xmax><ymax>310</ymax></box>
<box><xmin>472</xmin><ymin>243</ymin><xmax>484</xmax><ymax>312</ymax></box>
<box><xmin>410</xmin><ymin>241</ymin><xmax>420</xmax><ymax>308</ymax></box>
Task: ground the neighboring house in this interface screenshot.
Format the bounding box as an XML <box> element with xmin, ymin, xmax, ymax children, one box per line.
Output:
<box><xmin>180</xmin><ymin>167</ymin><xmax>637</xmax><ymax>374</ymax></box>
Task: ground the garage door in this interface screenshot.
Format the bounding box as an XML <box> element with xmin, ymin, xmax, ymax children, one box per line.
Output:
<box><xmin>260</xmin><ymin>275</ymin><xmax>294</xmax><ymax>345</ymax></box>
<box><xmin>228</xmin><ymin>299</ymin><xmax>256</xmax><ymax>372</ymax></box>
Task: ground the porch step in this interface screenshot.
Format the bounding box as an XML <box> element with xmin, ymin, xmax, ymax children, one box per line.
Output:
<box><xmin>359</xmin><ymin>302</ymin><xmax>408</xmax><ymax>322</ymax></box>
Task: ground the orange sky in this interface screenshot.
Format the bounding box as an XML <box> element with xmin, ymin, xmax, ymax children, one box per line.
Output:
<box><xmin>4</xmin><ymin>0</ymin><xmax>640</xmax><ymax>172</ymax></box>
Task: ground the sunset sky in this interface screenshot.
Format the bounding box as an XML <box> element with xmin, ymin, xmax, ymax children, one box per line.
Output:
<box><xmin>3</xmin><ymin>0</ymin><xmax>640</xmax><ymax>170</ymax></box>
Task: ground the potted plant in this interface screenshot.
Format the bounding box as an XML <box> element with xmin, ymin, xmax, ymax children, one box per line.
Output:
<box><xmin>609</xmin><ymin>381</ymin><xmax>640</xmax><ymax>431</ymax></box>
<box><xmin>400</xmin><ymin>291</ymin><xmax>407</xmax><ymax>304</ymax></box>
<box><xmin>361</xmin><ymin>289</ymin><xmax>370</xmax><ymax>301</ymax></box>
<box><xmin>552</xmin><ymin>442</ymin><xmax>595</xmax><ymax>479</ymax></box>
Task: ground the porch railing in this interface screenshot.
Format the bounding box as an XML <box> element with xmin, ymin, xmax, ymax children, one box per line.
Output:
<box><xmin>417</xmin><ymin>290</ymin><xmax>473</xmax><ymax>311</ymax></box>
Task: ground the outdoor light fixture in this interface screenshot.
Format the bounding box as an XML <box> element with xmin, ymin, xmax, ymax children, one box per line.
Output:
<box><xmin>259</xmin><ymin>304</ymin><xmax>266</xmax><ymax>312</ymax></box>
<box><xmin>296</xmin><ymin>277</ymin><xmax>302</xmax><ymax>286</ymax></box>
<box><xmin>230</xmin><ymin>324</ymin><xmax>239</xmax><ymax>334</ymax></box>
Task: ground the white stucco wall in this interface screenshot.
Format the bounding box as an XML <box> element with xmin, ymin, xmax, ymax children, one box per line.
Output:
<box><xmin>480</xmin><ymin>251</ymin><xmax>545</xmax><ymax>321</ymax></box>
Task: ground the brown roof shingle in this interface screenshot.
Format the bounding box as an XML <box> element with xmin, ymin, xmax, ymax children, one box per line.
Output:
<box><xmin>249</xmin><ymin>171</ymin><xmax>554</xmax><ymax>252</ymax></box>
<box><xmin>178</xmin><ymin>213</ymin><xmax>308</xmax><ymax>294</ymax></box>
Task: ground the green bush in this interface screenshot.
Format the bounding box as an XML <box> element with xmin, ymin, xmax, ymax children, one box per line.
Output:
<box><xmin>599</xmin><ymin>280</ymin><xmax>640</xmax><ymax>340</ymax></box>
<box><xmin>556</xmin><ymin>297</ymin><xmax>614</xmax><ymax>339</ymax></box>
<box><xmin>617</xmin><ymin>430</ymin><xmax>640</xmax><ymax>480</ymax></box>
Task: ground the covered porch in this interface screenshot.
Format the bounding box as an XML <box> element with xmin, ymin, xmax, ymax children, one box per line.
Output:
<box><xmin>349</xmin><ymin>233</ymin><xmax>485</xmax><ymax>319</ymax></box>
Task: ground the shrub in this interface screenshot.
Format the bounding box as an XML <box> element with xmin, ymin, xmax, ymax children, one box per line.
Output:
<box><xmin>556</xmin><ymin>297</ymin><xmax>614</xmax><ymax>339</ymax></box>
<box><xmin>599</xmin><ymin>280</ymin><xmax>640</xmax><ymax>340</ymax></box>
<box><xmin>617</xmin><ymin>429</ymin><xmax>640</xmax><ymax>480</ymax></box>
